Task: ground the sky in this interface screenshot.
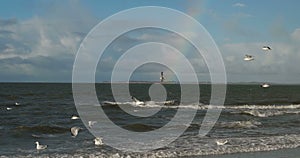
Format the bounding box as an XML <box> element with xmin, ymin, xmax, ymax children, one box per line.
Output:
<box><xmin>0</xmin><ymin>0</ymin><xmax>300</xmax><ymax>83</ymax></box>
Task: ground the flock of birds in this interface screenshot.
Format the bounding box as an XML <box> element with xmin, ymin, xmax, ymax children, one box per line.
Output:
<box><xmin>243</xmin><ymin>45</ymin><xmax>272</xmax><ymax>88</ymax></box>
<box><xmin>35</xmin><ymin>115</ymin><xmax>103</xmax><ymax>150</ymax></box>
<box><xmin>8</xmin><ymin>46</ymin><xmax>274</xmax><ymax>151</ymax></box>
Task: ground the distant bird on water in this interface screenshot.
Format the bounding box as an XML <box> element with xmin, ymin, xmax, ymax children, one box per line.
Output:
<box><xmin>71</xmin><ymin>115</ymin><xmax>80</xmax><ymax>120</ymax></box>
<box><xmin>88</xmin><ymin>121</ymin><xmax>97</xmax><ymax>128</ymax></box>
<box><xmin>35</xmin><ymin>141</ymin><xmax>47</xmax><ymax>150</ymax></box>
<box><xmin>71</xmin><ymin>126</ymin><xmax>82</xmax><ymax>137</ymax></box>
<box><xmin>216</xmin><ymin>139</ymin><xmax>228</xmax><ymax>146</ymax></box>
<box><xmin>94</xmin><ymin>137</ymin><xmax>104</xmax><ymax>146</ymax></box>
<box><xmin>15</xmin><ymin>102</ymin><xmax>20</xmax><ymax>106</ymax></box>
<box><xmin>261</xmin><ymin>83</ymin><xmax>270</xmax><ymax>88</ymax></box>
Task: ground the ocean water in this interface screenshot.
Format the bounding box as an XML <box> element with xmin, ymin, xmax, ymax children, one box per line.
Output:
<box><xmin>0</xmin><ymin>83</ymin><xmax>299</xmax><ymax>157</ymax></box>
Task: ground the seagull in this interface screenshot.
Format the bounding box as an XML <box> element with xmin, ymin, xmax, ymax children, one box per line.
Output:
<box><xmin>71</xmin><ymin>115</ymin><xmax>80</xmax><ymax>120</ymax></box>
<box><xmin>262</xmin><ymin>46</ymin><xmax>271</xmax><ymax>51</ymax></box>
<box><xmin>261</xmin><ymin>83</ymin><xmax>270</xmax><ymax>88</ymax></box>
<box><xmin>244</xmin><ymin>54</ymin><xmax>254</xmax><ymax>61</ymax></box>
<box><xmin>71</xmin><ymin>126</ymin><xmax>82</xmax><ymax>137</ymax></box>
<box><xmin>131</xmin><ymin>96</ymin><xmax>145</xmax><ymax>105</ymax></box>
<box><xmin>15</xmin><ymin>102</ymin><xmax>20</xmax><ymax>106</ymax></box>
<box><xmin>94</xmin><ymin>137</ymin><xmax>104</xmax><ymax>146</ymax></box>
<box><xmin>88</xmin><ymin>121</ymin><xmax>97</xmax><ymax>128</ymax></box>
<box><xmin>216</xmin><ymin>139</ymin><xmax>228</xmax><ymax>146</ymax></box>
<box><xmin>6</xmin><ymin>107</ymin><xmax>12</xmax><ymax>110</ymax></box>
<box><xmin>35</xmin><ymin>141</ymin><xmax>47</xmax><ymax>150</ymax></box>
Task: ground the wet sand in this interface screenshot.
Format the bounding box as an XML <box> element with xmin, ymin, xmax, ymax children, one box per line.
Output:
<box><xmin>201</xmin><ymin>147</ymin><xmax>300</xmax><ymax>158</ymax></box>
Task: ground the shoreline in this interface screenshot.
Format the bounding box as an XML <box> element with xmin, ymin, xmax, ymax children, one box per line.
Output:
<box><xmin>199</xmin><ymin>147</ymin><xmax>300</xmax><ymax>158</ymax></box>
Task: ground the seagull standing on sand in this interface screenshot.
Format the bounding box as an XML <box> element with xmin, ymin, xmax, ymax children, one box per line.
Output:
<box><xmin>71</xmin><ymin>126</ymin><xmax>82</xmax><ymax>137</ymax></box>
<box><xmin>94</xmin><ymin>137</ymin><xmax>104</xmax><ymax>146</ymax></box>
<box><xmin>35</xmin><ymin>141</ymin><xmax>47</xmax><ymax>150</ymax></box>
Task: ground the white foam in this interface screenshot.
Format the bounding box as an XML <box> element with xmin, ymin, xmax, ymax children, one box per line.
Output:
<box><xmin>102</xmin><ymin>100</ymin><xmax>300</xmax><ymax>110</ymax></box>
<box><xmin>242</xmin><ymin>109</ymin><xmax>300</xmax><ymax>117</ymax></box>
<box><xmin>219</xmin><ymin>120</ymin><xmax>261</xmax><ymax>129</ymax></box>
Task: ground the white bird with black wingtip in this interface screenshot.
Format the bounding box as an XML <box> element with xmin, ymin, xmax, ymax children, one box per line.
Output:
<box><xmin>262</xmin><ymin>46</ymin><xmax>271</xmax><ymax>51</ymax></box>
<box><xmin>244</xmin><ymin>54</ymin><xmax>254</xmax><ymax>61</ymax></box>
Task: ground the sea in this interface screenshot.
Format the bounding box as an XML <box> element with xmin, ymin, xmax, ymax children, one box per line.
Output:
<box><xmin>0</xmin><ymin>83</ymin><xmax>299</xmax><ymax>157</ymax></box>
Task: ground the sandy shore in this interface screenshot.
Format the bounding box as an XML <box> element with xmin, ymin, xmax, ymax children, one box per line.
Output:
<box><xmin>200</xmin><ymin>147</ymin><xmax>300</xmax><ymax>158</ymax></box>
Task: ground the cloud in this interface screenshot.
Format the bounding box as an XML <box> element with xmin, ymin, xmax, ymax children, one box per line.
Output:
<box><xmin>291</xmin><ymin>28</ymin><xmax>300</xmax><ymax>42</ymax></box>
<box><xmin>219</xmin><ymin>27</ymin><xmax>300</xmax><ymax>83</ymax></box>
<box><xmin>233</xmin><ymin>3</ymin><xmax>246</xmax><ymax>8</ymax></box>
<box><xmin>0</xmin><ymin>18</ymin><xmax>17</xmax><ymax>26</ymax></box>
<box><xmin>0</xmin><ymin>0</ymin><xmax>98</xmax><ymax>82</ymax></box>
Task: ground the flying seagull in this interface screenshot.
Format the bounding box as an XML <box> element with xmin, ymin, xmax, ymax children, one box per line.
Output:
<box><xmin>262</xmin><ymin>46</ymin><xmax>271</xmax><ymax>51</ymax></box>
<box><xmin>244</xmin><ymin>54</ymin><xmax>254</xmax><ymax>61</ymax></box>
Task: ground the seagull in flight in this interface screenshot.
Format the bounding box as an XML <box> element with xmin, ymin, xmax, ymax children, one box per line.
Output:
<box><xmin>244</xmin><ymin>54</ymin><xmax>254</xmax><ymax>61</ymax></box>
<box><xmin>262</xmin><ymin>46</ymin><xmax>272</xmax><ymax>51</ymax></box>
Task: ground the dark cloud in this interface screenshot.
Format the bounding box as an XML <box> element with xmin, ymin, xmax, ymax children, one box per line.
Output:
<box><xmin>0</xmin><ymin>18</ymin><xmax>17</xmax><ymax>26</ymax></box>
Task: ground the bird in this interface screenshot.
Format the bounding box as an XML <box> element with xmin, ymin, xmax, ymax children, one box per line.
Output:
<box><xmin>216</xmin><ymin>139</ymin><xmax>228</xmax><ymax>146</ymax></box>
<box><xmin>94</xmin><ymin>137</ymin><xmax>104</xmax><ymax>146</ymax></box>
<box><xmin>88</xmin><ymin>121</ymin><xmax>97</xmax><ymax>128</ymax></box>
<box><xmin>71</xmin><ymin>126</ymin><xmax>82</xmax><ymax>137</ymax></box>
<box><xmin>131</xmin><ymin>96</ymin><xmax>145</xmax><ymax>105</ymax></box>
<box><xmin>71</xmin><ymin>115</ymin><xmax>80</xmax><ymax>120</ymax></box>
<box><xmin>261</xmin><ymin>83</ymin><xmax>270</xmax><ymax>88</ymax></box>
<box><xmin>15</xmin><ymin>102</ymin><xmax>20</xmax><ymax>106</ymax></box>
<box><xmin>35</xmin><ymin>141</ymin><xmax>47</xmax><ymax>150</ymax></box>
<box><xmin>244</xmin><ymin>54</ymin><xmax>254</xmax><ymax>61</ymax></box>
<box><xmin>262</xmin><ymin>46</ymin><xmax>271</xmax><ymax>51</ymax></box>
<box><xmin>6</xmin><ymin>107</ymin><xmax>12</xmax><ymax>111</ymax></box>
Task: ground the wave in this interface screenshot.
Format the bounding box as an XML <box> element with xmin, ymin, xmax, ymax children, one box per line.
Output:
<box><xmin>101</xmin><ymin>100</ymin><xmax>300</xmax><ymax>110</ymax></box>
<box><xmin>122</xmin><ymin>123</ymin><xmax>159</xmax><ymax>132</ymax></box>
<box><xmin>241</xmin><ymin>109</ymin><xmax>300</xmax><ymax>118</ymax></box>
<box><xmin>218</xmin><ymin>120</ymin><xmax>262</xmax><ymax>129</ymax></box>
<box><xmin>101</xmin><ymin>100</ymin><xmax>178</xmax><ymax>107</ymax></box>
<box><xmin>10</xmin><ymin>134</ymin><xmax>300</xmax><ymax>157</ymax></box>
<box><xmin>14</xmin><ymin>125</ymin><xmax>69</xmax><ymax>134</ymax></box>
